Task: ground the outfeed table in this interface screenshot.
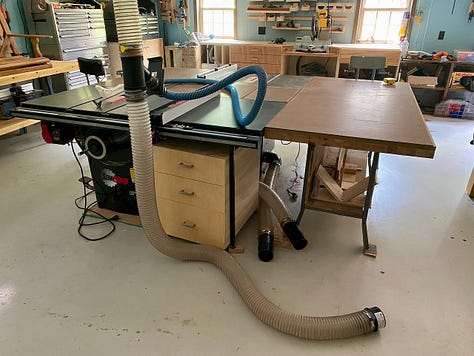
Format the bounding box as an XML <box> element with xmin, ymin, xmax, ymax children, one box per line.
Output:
<box><xmin>0</xmin><ymin>60</ymin><xmax>79</xmax><ymax>137</ymax></box>
<box><xmin>265</xmin><ymin>76</ymin><xmax>436</xmax><ymax>256</ymax></box>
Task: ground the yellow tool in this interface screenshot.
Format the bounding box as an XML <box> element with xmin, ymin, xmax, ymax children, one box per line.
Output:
<box><xmin>317</xmin><ymin>10</ymin><xmax>329</xmax><ymax>28</ymax></box>
<box><xmin>383</xmin><ymin>77</ymin><xmax>397</xmax><ymax>85</ymax></box>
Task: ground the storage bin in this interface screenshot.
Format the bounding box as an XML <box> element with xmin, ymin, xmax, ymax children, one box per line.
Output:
<box><xmin>454</xmin><ymin>50</ymin><xmax>474</xmax><ymax>62</ymax></box>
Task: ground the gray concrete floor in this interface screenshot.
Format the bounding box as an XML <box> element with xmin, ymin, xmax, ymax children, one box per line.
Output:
<box><xmin>0</xmin><ymin>118</ymin><xmax>473</xmax><ymax>355</ymax></box>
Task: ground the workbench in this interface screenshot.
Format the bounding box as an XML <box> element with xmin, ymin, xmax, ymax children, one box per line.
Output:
<box><xmin>12</xmin><ymin>72</ymin><xmax>436</xmax><ymax>255</ymax></box>
<box><xmin>0</xmin><ymin>60</ymin><xmax>79</xmax><ymax>137</ymax></box>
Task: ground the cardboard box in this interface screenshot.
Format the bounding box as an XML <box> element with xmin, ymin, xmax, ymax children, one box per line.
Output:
<box><xmin>455</xmin><ymin>50</ymin><xmax>474</xmax><ymax>62</ymax></box>
<box><xmin>407</xmin><ymin>75</ymin><xmax>438</xmax><ymax>86</ymax></box>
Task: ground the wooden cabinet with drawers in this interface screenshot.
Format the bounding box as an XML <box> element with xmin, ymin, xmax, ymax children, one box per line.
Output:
<box><xmin>229</xmin><ymin>43</ymin><xmax>293</xmax><ymax>74</ymax></box>
<box><xmin>153</xmin><ymin>140</ymin><xmax>259</xmax><ymax>249</ymax></box>
<box><xmin>164</xmin><ymin>45</ymin><xmax>201</xmax><ymax>69</ymax></box>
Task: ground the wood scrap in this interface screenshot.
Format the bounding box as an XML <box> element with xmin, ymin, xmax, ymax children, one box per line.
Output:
<box><xmin>0</xmin><ymin>63</ymin><xmax>52</xmax><ymax>77</ymax></box>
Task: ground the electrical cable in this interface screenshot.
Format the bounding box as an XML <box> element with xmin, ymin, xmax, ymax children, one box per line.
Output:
<box><xmin>71</xmin><ymin>141</ymin><xmax>117</xmax><ymax>241</ymax></box>
<box><xmin>287</xmin><ymin>142</ymin><xmax>302</xmax><ymax>192</ymax></box>
<box><xmin>279</xmin><ymin>141</ymin><xmax>302</xmax><ymax>200</ymax></box>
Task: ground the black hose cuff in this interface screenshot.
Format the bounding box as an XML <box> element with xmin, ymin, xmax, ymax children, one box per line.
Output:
<box><xmin>282</xmin><ymin>221</ymin><xmax>308</xmax><ymax>250</ymax></box>
<box><xmin>258</xmin><ymin>232</ymin><xmax>274</xmax><ymax>262</ymax></box>
<box><xmin>262</xmin><ymin>151</ymin><xmax>282</xmax><ymax>165</ymax></box>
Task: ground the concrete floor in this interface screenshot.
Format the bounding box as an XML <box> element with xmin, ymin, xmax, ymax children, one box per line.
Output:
<box><xmin>0</xmin><ymin>118</ymin><xmax>473</xmax><ymax>355</ymax></box>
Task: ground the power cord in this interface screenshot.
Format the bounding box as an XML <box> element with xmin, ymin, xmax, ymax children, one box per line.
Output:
<box><xmin>71</xmin><ymin>141</ymin><xmax>118</xmax><ymax>241</ymax></box>
<box><xmin>280</xmin><ymin>141</ymin><xmax>303</xmax><ymax>201</ymax></box>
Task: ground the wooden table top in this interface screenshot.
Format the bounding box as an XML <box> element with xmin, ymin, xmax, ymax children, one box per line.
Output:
<box><xmin>265</xmin><ymin>76</ymin><xmax>436</xmax><ymax>158</ymax></box>
<box><xmin>0</xmin><ymin>60</ymin><xmax>78</xmax><ymax>86</ymax></box>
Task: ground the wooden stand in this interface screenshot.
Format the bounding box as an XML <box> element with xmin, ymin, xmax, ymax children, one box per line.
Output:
<box><xmin>164</xmin><ymin>45</ymin><xmax>201</xmax><ymax>69</ymax></box>
<box><xmin>87</xmin><ymin>203</ymin><xmax>142</xmax><ymax>227</ymax></box>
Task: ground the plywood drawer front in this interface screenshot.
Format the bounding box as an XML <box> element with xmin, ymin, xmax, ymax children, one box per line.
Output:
<box><xmin>230</xmin><ymin>45</ymin><xmax>250</xmax><ymax>57</ymax></box>
<box><xmin>154</xmin><ymin>172</ymin><xmax>225</xmax><ymax>212</ymax></box>
<box><xmin>244</xmin><ymin>45</ymin><xmax>282</xmax><ymax>56</ymax></box>
<box><xmin>154</xmin><ymin>144</ymin><xmax>227</xmax><ymax>185</ymax></box>
<box><xmin>157</xmin><ymin>198</ymin><xmax>227</xmax><ymax>248</ymax></box>
<box><xmin>337</xmin><ymin>49</ymin><xmax>401</xmax><ymax>67</ymax></box>
<box><xmin>237</xmin><ymin>55</ymin><xmax>281</xmax><ymax>65</ymax></box>
<box><xmin>235</xmin><ymin>62</ymin><xmax>280</xmax><ymax>74</ymax></box>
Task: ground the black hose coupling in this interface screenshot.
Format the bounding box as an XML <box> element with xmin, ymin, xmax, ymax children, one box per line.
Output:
<box><xmin>258</xmin><ymin>231</ymin><xmax>274</xmax><ymax>262</ymax></box>
<box><xmin>281</xmin><ymin>220</ymin><xmax>307</xmax><ymax>250</ymax></box>
<box><xmin>364</xmin><ymin>306</ymin><xmax>386</xmax><ymax>332</ymax></box>
<box><xmin>261</xmin><ymin>151</ymin><xmax>282</xmax><ymax>165</ymax></box>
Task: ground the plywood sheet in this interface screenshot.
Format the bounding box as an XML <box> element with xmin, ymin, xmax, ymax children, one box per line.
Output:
<box><xmin>265</xmin><ymin>77</ymin><xmax>436</xmax><ymax>158</ymax></box>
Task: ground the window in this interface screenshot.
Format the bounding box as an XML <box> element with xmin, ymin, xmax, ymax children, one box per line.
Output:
<box><xmin>197</xmin><ymin>0</ymin><xmax>235</xmax><ymax>39</ymax></box>
<box><xmin>356</xmin><ymin>0</ymin><xmax>413</xmax><ymax>44</ymax></box>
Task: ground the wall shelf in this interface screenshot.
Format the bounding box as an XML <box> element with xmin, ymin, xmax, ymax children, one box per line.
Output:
<box><xmin>271</xmin><ymin>26</ymin><xmax>312</xmax><ymax>31</ymax></box>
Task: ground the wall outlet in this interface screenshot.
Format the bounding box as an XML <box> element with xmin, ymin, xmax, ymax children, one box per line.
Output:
<box><xmin>258</xmin><ymin>26</ymin><xmax>266</xmax><ymax>35</ymax></box>
<box><xmin>438</xmin><ymin>31</ymin><xmax>445</xmax><ymax>40</ymax></box>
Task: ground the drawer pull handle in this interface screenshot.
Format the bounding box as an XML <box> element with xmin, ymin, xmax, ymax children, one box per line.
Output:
<box><xmin>182</xmin><ymin>221</ymin><xmax>196</xmax><ymax>229</ymax></box>
<box><xmin>179</xmin><ymin>162</ymin><xmax>194</xmax><ymax>169</ymax></box>
<box><xmin>179</xmin><ymin>189</ymin><xmax>195</xmax><ymax>197</ymax></box>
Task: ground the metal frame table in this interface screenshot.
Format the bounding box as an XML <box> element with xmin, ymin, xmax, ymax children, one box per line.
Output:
<box><xmin>265</xmin><ymin>76</ymin><xmax>436</xmax><ymax>256</ymax></box>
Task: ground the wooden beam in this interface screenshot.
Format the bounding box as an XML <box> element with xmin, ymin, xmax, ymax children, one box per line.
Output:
<box><xmin>317</xmin><ymin>165</ymin><xmax>344</xmax><ymax>201</ymax></box>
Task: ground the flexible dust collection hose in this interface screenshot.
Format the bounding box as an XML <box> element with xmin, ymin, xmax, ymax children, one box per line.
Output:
<box><xmin>112</xmin><ymin>0</ymin><xmax>386</xmax><ymax>340</ymax></box>
<box><xmin>258</xmin><ymin>153</ymin><xmax>281</xmax><ymax>262</ymax></box>
<box><xmin>163</xmin><ymin>65</ymin><xmax>267</xmax><ymax>127</ymax></box>
<box><xmin>259</xmin><ymin>182</ymin><xmax>308</xmax><ymax>250</ymax></box>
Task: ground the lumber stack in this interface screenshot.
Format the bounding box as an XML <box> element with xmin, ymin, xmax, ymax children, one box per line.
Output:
<box><xmin>0</xmin><ymin>56</ymin><xmax>52</xmax><ymax>77</ymax></box>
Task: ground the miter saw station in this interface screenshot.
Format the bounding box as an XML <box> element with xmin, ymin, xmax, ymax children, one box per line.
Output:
<box><xmin>12</xmin><ymin>64</ymin><xmax>285</xmax><ymax>220</ymax></box>
<box><xmin>294</xmin><ymin>36</ymin><xmax>330</xmax><ymax>53</ymax></box>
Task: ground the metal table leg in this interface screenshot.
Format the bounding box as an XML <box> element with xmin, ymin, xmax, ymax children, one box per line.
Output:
<box><xmin>362</xmin><ymin>152</ymin><xmax>380</xmax><ymax>257</ymax></box>
<box><xmin>296</xmin><ymin>143</ymin><xmax>314</xmax><ymax>224</ymax></box>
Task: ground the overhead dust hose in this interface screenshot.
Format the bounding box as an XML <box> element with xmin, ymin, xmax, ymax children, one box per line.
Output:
<box><xmin>112</xmin><ymin>0</ymin><xmax>386</xmax><ymax>339</ymax></box>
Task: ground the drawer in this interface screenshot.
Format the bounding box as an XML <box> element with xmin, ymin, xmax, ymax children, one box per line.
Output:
<box><xmin>234</xmin><ymin>55</ymin><xmax>281</xmax><ymax>65</ymax></box>
<box><xmin>153</xmin><ymin>142</ymin><xmax>228</xmax><ymax>185</ymax></box>
<box><xmin>157</xmin><ymin>198</ymin><xmax>227</xmax><ymax>248</ymax></box>
<box><xmin>230</xmin><ymin>45</ymin><xmax>282</xmax><ymax>57</ymax></box>
<box><xmin>154</xmin><ymin>172</ymin><xmax>226</xmax><ymax>212</ymax></box>
<box><xmin>235</xmin><ymin>63</ymin><xmax>280</xmax><ymax>74</ymax></box>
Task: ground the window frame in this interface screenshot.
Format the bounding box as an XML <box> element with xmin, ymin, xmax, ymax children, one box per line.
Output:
<box><xmin>196</xmin><ymin>0</ymin><xmax>237</xmax><ymax>40</ymax></box>
<box><xmin>353</xmin><ymin>0</ymin><xmax>417</xmax><ymax>44</ymax></box>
